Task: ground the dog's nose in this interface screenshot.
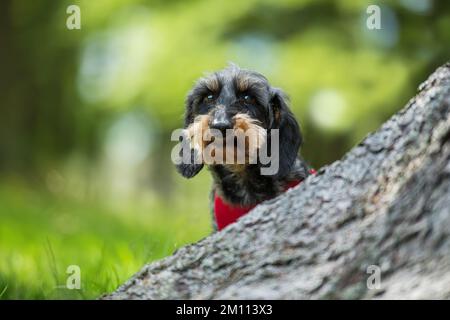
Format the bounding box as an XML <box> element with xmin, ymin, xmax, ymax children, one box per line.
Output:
<box><xmin>211</xmin><ymin>119</ymin><xmax>232</xmax><ymax>130</ymax></box>
<box><xmin>210</xmin><ymin>105</ymin><xmax>233</xmax><ymax>134</ymax></box>
<box><xmin>210</xmin><ymin>119</ymin><xmax>233</xmax><ymax>134</ymax></box>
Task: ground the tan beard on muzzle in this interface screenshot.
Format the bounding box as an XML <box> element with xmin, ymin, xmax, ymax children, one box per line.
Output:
<box><xmin>184</xmin><ymin>113</ymin><xmax>266</xmax><ymax>166</ymax></box>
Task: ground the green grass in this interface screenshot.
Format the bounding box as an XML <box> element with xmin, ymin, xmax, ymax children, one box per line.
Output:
<box><xmin>0</xmin><ymin>174</ymin><xmax>211</xmax><ymax>299</ymax></box>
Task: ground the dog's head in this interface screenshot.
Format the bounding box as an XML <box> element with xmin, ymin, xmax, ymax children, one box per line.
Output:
<box><xmin>176</xmin><ymin>64</ymin><xmax>302</xmax><ymax>178</ymax></box>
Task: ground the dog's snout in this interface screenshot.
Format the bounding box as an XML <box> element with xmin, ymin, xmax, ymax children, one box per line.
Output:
<box><xmin>211</xmin><ymin>118</ymin><xmax>233</xmax><ymax>132</ymax></box>
<box><xmin>210</xmin><ymin>106</ymin><xmax>233</xmax><ymax>133</ymax></box>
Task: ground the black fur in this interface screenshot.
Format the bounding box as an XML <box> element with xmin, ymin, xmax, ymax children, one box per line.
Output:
<box><xmin>269</xmin><ymin>87</ymin><xmax>303</xmax><ymax>178</ymax></box>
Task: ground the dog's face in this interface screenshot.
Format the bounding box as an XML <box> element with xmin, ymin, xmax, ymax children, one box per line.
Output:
<box><xmin>176</xmin><ymin>64</ymin><xmax>302</xmax><ymax>178</ymax></box>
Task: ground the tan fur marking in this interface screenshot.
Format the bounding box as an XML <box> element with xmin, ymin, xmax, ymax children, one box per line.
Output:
<box><xmin>274</xmin><ymin>109</ymin><xmax>280</xmax><ymax>124</ymax></box>
<box><xmin>185</xmin><ymin>115</ymin><xmax>211</xmax><ymax>153</ymax></box>
<box><xmin>233</xmin><ymin>114</ymin><xmax>266</xmax><ymax>149</ymax></box>
<box><xmin>184</xmin><ymin>113</ymin><xmax>266</xmax><ymax>168</ymax></box>
<box><xmin>236</xmin><ymin>72</ymin><xmax>251</xmax><ymax>92</ymax></box>
<box><xmin>232</xmin><ymin>113</ymin><xmax>266</xmax><ymax>166</ymax></box>
<box><xmin>204</xmin><ymin>76</ymin><xmax>220</xmax><ymax>92</ymax></box>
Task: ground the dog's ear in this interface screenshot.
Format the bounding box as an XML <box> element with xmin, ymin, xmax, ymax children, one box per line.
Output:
<box><xmin>269</xmin><ymin>87</ymin><xmax>302</xmax><ymax>178</ymax></box>
<box><xmin>175</xmin><ymin>91</ymin><xmax>204</xmax><ymax>178</ymax></box>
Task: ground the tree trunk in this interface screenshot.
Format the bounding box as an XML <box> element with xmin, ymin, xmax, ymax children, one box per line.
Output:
<box><xmin>103</xmin><ymin>63</ymin><xmax>450</xmax><ymax>300</ymax></box>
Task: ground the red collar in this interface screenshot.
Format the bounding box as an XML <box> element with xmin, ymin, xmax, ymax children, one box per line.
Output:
<box><xmin>214</xmin><ymin>169</ymin><xmax>315</xmax><ymax>230</ymax></box>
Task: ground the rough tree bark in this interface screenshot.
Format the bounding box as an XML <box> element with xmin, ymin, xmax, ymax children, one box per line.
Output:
<box><xmin>104</xmin><ymin>63</ymin><xmax>450</xmax><ymax>300</ymax></box>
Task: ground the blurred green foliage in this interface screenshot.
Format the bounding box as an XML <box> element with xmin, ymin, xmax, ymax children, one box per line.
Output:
<box><xmin>0</xmin><ymin>0</ymin><xmax>449</xmax><ymax>299</ymax></box>
<box><xmin>0</xmin><ymin>173</ymin><xmax>211</xmax><ymax>299</ymax></box>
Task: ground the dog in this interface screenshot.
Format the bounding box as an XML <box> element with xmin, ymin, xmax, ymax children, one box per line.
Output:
<box><xmin>175</xmin><ymin>64</ymin><xmax>312</xmax><ymax>231</ymax></box>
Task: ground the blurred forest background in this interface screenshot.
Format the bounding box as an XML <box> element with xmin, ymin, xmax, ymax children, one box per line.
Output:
<box><xmin>0</xmin><ymin>0</ymin><xmax>449</xmax><ymax>299</ymax></box>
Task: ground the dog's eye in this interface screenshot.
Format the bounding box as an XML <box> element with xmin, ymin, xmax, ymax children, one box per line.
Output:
<box><xmin>242</xmin><ymin>94</ymin><xmax>255</xmax><ymax>104</ymax></box>
<box><xmin>204</xmin><ymin>94</ymin><xmax>215</xmax><ymax>103</ymax></box>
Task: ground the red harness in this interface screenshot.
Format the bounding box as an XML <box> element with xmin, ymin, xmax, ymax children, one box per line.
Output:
<box><xmin>214</xmin><ymin>169</ymin><xmax>316</xmax><ymax>230</ymax></box>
